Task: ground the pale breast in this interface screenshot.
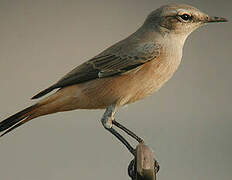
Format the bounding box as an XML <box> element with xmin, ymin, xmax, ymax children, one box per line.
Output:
<box><xmin>122</xmin><ymin>50</ymin><xmax>182</xmax><ymax>105</ymax></box>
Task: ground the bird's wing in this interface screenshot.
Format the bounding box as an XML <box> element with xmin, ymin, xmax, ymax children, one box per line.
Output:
<box><xmin>31</xmin><ymin>42</ymin><xmax>161</xmax><ymax>99</ymax></box>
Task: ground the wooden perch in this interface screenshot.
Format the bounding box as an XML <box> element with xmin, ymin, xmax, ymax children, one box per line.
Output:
<box><xmin>128</xmin><ymin>143</ymin><xmax>159</xmax><ymax>180</ymax></box>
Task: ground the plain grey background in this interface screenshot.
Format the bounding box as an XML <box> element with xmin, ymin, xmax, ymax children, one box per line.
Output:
<box><xmin>0</xmin><ymin>0</ymin><xmax>231</xmax><ymax>180</ymax></box>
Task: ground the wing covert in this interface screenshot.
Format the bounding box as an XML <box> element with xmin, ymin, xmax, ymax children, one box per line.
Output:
<box><xmin>32</xmin><ymin>42</ymin><xmax>161</xmax><ymax>99</ymax></box>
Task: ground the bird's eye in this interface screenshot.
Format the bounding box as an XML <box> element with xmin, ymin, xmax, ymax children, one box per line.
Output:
<box><xmin>179</xmin><ymin>14</ymin><xmax>191</xmax><ymax>21</ymax></box>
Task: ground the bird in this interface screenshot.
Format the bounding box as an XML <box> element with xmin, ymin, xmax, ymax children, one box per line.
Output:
<box><xmin>0</xmin><ymin>3</ymin><xmax>227</xmax><ymax>152</ymax></box>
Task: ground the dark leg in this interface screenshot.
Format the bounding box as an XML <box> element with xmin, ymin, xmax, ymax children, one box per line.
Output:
<box><xmin>101</xmin><ymin>104</ymin><xmax>143</xmax><ymax>155</ymax></box>
<box><xmin>101</xmin><ymin>104</ymin><xmax>135</xmax><ymax>155</ymax></box>
<box><xmin>112</xmin><ymin>120</ymin><xmax>144</xmax><ymax>143</ymax></box>
<box><xmin>107</xmin><ymin>128</ymin><xmax>135</xmax><ymax>155</ymax></box>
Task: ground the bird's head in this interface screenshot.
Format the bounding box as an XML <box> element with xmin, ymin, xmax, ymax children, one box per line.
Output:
<box><xmin>145</xmin><ymin>4</ymin><xmax>227</xmax><ymax>36</ymax></box>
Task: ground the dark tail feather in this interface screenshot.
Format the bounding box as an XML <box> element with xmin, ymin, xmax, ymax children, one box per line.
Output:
<box><xmin>0</xmin><ymin>104</ymin><xmax>39</xmax><ymax>136</ymax></box>
<box><xmin>1</xmin><ymin>120</ymin><xmax>24</xmax><ymax>137</ymax></box>
<box><xmin>31</xmin><ymin>85</ymin><xmax>56</xmax><ymax>99</ymax></box>
<box><xmin>0</xmin><ymin>117</ymin><xmax>32</xmax><ymax>137</ymax></box>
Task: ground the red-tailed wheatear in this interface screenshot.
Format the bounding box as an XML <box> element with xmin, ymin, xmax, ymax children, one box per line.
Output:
<box><xmin>0</xmin><ymin>4</ymin><xmax>227</xmax><ymax>153</ymax></box>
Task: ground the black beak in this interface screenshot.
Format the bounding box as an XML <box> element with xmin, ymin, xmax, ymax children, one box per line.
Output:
<box><xmin>205</xmin><ymin>16</ymin><xmax>228</xmax><ymax>23</ymax></box>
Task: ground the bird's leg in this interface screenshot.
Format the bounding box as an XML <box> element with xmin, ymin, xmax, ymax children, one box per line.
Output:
<box><xmin>101</xmin><ymin>104</ymin><xmax>144</xmax><ymax>154</ymax></box>
<box><xmin>112</xmin><ymin>120</ymin><xmax>144</xmax><ymax>143</ymax></box>
<box><xmin>101</xmin><ymin>104</ymin><xmax>135</xmax><ymax>155</ymax></box>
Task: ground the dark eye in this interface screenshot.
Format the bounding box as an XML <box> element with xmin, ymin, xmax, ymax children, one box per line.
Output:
<box><xmin>179</xmin><ymin>14</ymin><xmax>191</xmax><ymax>21</ymax></box>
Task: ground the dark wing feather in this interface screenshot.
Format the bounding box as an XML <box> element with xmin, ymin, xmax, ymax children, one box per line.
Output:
<box><xmin>32</xmin><ymin>42</ymin><xmax>161</xmax><ymax>99</ymax></box>
<box><xmin>31</xmin><ymin>63</ymin><xmax>99</xmax><ymax>99</ymax></box>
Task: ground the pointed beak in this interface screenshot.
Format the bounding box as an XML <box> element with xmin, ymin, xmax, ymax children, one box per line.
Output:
<box><xmin>205</xmin><ymin>16</ymin><xmax>228</xmax><ymax>23</ymax></box>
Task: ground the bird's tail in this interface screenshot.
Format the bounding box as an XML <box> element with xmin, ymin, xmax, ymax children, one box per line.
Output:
<box><xmin>0</xmin><ymin>86</ymin><xmax>79</xmax><ymax>137</ymax></box>
<box><xmin>0</xmin><ymin>104</ymin><xmax>41</xmax><ymax>137</ymax></box>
